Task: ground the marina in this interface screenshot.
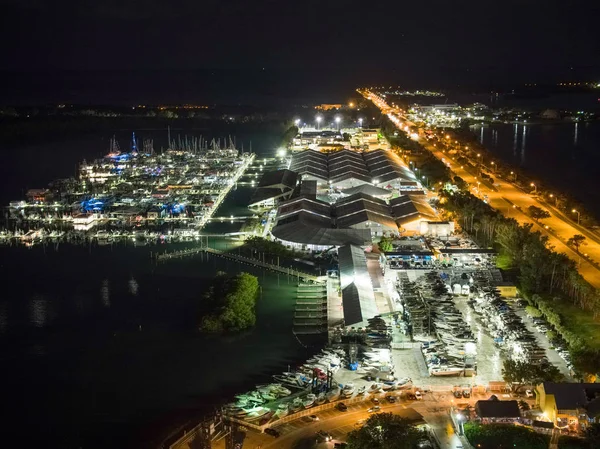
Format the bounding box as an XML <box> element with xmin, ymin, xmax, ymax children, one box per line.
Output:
<box><xmin>3</xmin><ymin>132</ymin><xmax>256</xmax><ymax>245</ymax></box>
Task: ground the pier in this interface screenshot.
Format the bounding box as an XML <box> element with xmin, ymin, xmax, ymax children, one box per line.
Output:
<box><xmin>156</xmin><ymin>245</ymin><xmax>322</xmax><ymax>282</ymax></box>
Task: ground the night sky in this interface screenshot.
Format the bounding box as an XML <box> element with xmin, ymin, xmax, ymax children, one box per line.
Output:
<box><xmin>1</xmin><ymin>0</ymin><xmax>599</xmax><ymax>103</ymax></box>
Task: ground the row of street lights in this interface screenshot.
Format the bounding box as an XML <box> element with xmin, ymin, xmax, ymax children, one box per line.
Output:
<box><xmin>295</xmin><ymin>116</ymin><xmax>364</xmax><ymax>130</ymax></box>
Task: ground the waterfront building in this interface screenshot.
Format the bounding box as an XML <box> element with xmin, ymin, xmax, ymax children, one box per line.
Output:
<box><xmin>537</xmin><ymin>382</ymin><xmax>600</xmax><ymax>429</ymax></box>
<box><xmin>270</xmin><ymin>188</ymin><xmax>436</xmax><ymax>250</ymax></box>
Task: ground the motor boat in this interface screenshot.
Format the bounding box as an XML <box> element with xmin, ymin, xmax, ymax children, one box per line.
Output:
<box><xmin>275</xmin><ymin>403</ymin><xmax>289</xmax><ymax>418</ymax></box>
<box><xmin>303</xmin><ymin>393</ymin><xmax>316</xmax><ymax>408</ymax></box>
<box><xmin>342</xmin><ymin>382</ymin><xmax>355</xmax><ymax>397</ymax></box>
<box><xmin>244</xmin><ymin>407</ymin><xmax>271</xmax><ymax>421</ymax></box>
<box><xmin>369</xmin><ymin>383</ymin><xmax>383</xmax><ymax>393</ymax></box>
<box><xmin>326</xmin><ymin>388</ymin><xmax>340</xmax><ymax>401</ymax></box>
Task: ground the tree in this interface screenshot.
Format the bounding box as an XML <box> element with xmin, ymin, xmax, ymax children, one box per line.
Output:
<box><xmin>525</xmin><ymin>305</ymin><xmax>542</xmax><ymax>317</ymax></box>
<box><xmin>378</xmin><ymin>236</ymin><xmax>394</xmax><ymax>253</ymax></box>
<box><xmin>518</xmin><ymin>400</ymin><xmax>531</xmax><ymax>411</ymax></box>
<box><xmin>199</xmin><ymin>272</ymin><xmax>260</xmax><ymax>333</ymax></box>
<box><xmin>464</xmin><ymin>422</ymin><xmax>548</xmax><ymax>449</ymax></box>
<box><xmin>346</xmin><ymin>413</ymin><xmax>426</xmax><ymax>449</ymax></box>
<box><xmin>453</xmin><ymin>176</ymin><xmax>468</xmax><ymax>190</ymax></box>
<box><xmin>567</xmin><ymin>234</ymin><xmax>587</xmax><ymax>254</ymax></box>
<box><xmin>528</xmin><ymin>205</ymin><xmax>551</xmax><ymax>220</ymax></box>
<box><xmin>502</xmin><ymin>359</ymin><xmax>563</xmax><ymax>390</ymax></box>
<box><xmin>584</xmin><ymin>422</ymin><xmax>600</xmax><ymax>448</ymax></box>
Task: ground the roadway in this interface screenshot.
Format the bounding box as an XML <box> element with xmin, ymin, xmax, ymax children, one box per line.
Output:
<box><xmin>363</xmin><ymin>90</ymin><xmax>600</xmax><ymax>288</ymax></box>
<box><xmin>214</xmin><ymin>398</ymin><xmax>465</xmax><ymax>449</ymax></box>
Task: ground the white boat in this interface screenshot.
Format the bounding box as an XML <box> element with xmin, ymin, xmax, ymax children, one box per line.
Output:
<box><xmin>430</xmin><ymin>366</ymin><xmax>465</xmax><ymax>376</ymax></box>
<box><xmin>275</xmin><ymin>403</ymin><xmax>289</xmax><ymax>418</ymax></box>
<box><xmin>369</xmin><ymin>383</ymin><xmax>383</xmax><ymax>393</ymax></box>
<box><xmin>342</xmin><ymin>382</ymin><xmax>355</xmax><ymax>397</ymax></box>
<box><xmin>326</xmin><ymin>388</ymin><xmax>340</xmax><ymax>401</ymax></box>
<box><xmin>290</xmin><ymin>398</ymin><xmax>303</xmax><ymax>412</ymax></box>
<box><xmin>271</xmin><ymin>384</ymin><xmax>292</xmax><ymax>396</ymax></box>
<box><xmin>244</xmin><ymin>407</ymin><xmax>271</xmax><ymax>421</ymax></box>
<box><xmin>303</xmin><ymin>393</ymin><xmax>316</xmax><ymax>408</ymax></box>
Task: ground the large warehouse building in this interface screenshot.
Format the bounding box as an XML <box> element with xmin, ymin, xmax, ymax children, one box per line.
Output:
<box><xmin>289</xmin><ymin>149</ymin><xmax>417</xmax><ymax>190</ymax></box>
<box><xmin>271</xmin><ymin>190</ymin><xmax>437</xmax><ymax>250</ymax></box>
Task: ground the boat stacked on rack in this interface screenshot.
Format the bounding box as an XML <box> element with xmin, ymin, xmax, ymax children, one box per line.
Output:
<box><xmin>397</xmin><ymin>271</ymin><xmax>478</xmax><ymax>377</ymax></box>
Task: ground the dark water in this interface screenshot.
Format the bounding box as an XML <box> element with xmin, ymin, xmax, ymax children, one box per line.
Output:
<box><xmin>0</xmin><ymin>126</ymin><xmax>319</xmax><ymax>449</ymax></box>
<box><xmin>471</xmin><ymin>121</ymin><xmax>600</xmax><ymax>216</ymax></box>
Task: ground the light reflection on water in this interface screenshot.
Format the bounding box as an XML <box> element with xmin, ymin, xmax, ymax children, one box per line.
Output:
<box><xmin>101</xmin><ymin>279</ymin><xmax>110</xmax><ymax>307</ymax></box>
<box><xmin>29</xmin><ymin>296</ymin><xmax>49</xmax><ymax>327</ymax></box>
<box><xmin>0</xmin><ymin>302</ymin><xmax>7</xmax><ymax>333</ymax></box>
<box><xmin>128</xmin><ymin>277</ymin><xmax>139</xmax><ymax>296</ymax></box>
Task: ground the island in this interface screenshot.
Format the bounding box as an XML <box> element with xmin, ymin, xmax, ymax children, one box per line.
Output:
<box><xmin>199</xmin><ymin>272</ymin><xmax>260</xmax><ymax>333</ymax></box>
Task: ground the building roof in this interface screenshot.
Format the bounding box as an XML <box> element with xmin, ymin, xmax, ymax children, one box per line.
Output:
<box><xmin>475</xmin><ymin>399</ymin><xmax>521</xmax><ymax>419</ymax></box>
<box><xmin>339</xmin><ymin>244</ymin><xmax>379</xmax><ymax>326</ymax></box>
<box><xmin>258</xmin><ymin>169</ymin><xmax>298</xmax><ymax>189</ymax></box>
<box><xmin>438</xmin><ymin>248</ymin><xmax>498</xmax><ymax>254</ymax></box>
<box><xmin>341</xmin><ymin>184</ymin><xmax>392</xmax><ymax>198</ymax></box>
<box><xmin>271</xmin><ymin>213</ymin><xmax>371</xmax><ymax>246</ymax></box>
<box><xmin>542</xmin><ymin>382</ymin><xmax>600</xmax><ymax>411</ymax></box>
<box><xmin>249</xmin><ymin>169</ymin><xmax>298</xmax><ymax>206</ymax></box>
<box><xmin>271</xmin><ymin>188</ymin><xmax>438</xmax><ymax>247</ymax></box>
<box><xmin>248</xmin><ymin>188</ymin><xmax>291</xmax><ymax>207</ymax></box>
<box><xmin>390</xmin><ymin>195</ymin><xmax>437</xmax><ymax>226</ymax></box>
<box><xmin>289</xmin><ymin>149</ymin><xmax>415</xmax><ymax>186</ymax></box>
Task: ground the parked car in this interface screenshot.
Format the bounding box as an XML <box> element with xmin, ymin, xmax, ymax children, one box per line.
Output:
<box><xmin>309</xmin><ymin>414</ymin><xmax>319</xmax><ymax>421</ymax></box>
<box><xmin>462</xmin><ymin>390</ymin><xmax>471</xmax><ymax>398</ymax></box>
<box><xmin>368</xmin><ymin>406</ymin><xmax>381</xmax><ymax>413</ymax></box>
<box><xmin>264</xmin><ymin>428</ymin><xmax>280</xmax><ymax>438</ymax></box>
<box><xmin>453</xmin><ymin>390</ymin><xmax>462</xmax><ymax>399</ymax></box>
<box><xmin>317</xmin><ymin>430</ymin><xmax>332</xmax><ymax>442</ymax></box>
<box><xmin>337</xmin><ymin>402</ymin><xmax>348</xmax><ymax>412</ymax></box>
<box><xmin>415</xmin><ymin>391</ymin><xmax>423</xmax><ymax>400</ymax></box>
<box><xmin>386</xmin><ymin>395</ymin><xmax>397</xmax><ymax>403</ymax></box>
<box><xmin>371</xmin><ymin>397</ymin><xmax>380</xmax><ymax>405</ymax></box>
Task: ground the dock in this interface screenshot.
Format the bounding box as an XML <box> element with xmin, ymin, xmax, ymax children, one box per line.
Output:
<box><xmin>293</xmin><ymin>283</ymin><xmax>328</xmax><ymax>335</ymax></box>
<box><xmin>156</xmin><ymin>246</ymin><xmax>322</xmax><ymax>282</ymax></box>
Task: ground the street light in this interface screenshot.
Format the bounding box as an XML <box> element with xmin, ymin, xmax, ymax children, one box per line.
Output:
<box><xmin>572</xmin><ymin>209</ymin><xmax>580</xmax><ymax>225</ymax></box>
<box><xmin>335</xmin><ymin>116</ymin><xmax>341</xmax><ymax>130</ymax></box>
<box><xmin>294</xmin><ymin>118</ymin><xmax>300</xmax><ymax>127</ymax></box>
<box><xmin>510</xmin><ymin>170</ymin><xmax>517</xmax><ymax>181</ymax></box>
<box><xmin>549</xmin><ymin>194</ymin><xmax>558</xmax><ymax>206</ymax></box>
<box><xmin>316</xmin><ymin>115</ymin><xmax>322</xmax><ymax>130</ymax></box>
<box><xmin>530</xmin><ymin>182</ymin><xmax>537</xmax><ymax>193</ymax></box>
<box><xmin>358</xmin><ymin>118</ymin><xmax>363</xmax><ymax>127</ymax></box>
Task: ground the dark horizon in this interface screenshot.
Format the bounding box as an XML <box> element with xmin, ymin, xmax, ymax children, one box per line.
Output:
<box><xmin>1</xmin><ymin>67</ymin><xmax>599</xmax><ymax>107</ymax></box>
<box><xmin>2</xmin><ymin>0</ymin><xmax>599</xmax><ymax>105</ymax></box>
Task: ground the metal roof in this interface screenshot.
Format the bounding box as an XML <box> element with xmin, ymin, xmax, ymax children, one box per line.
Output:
<box><xmin>339</xmin><ymin>244</ymin><xmax>379</xmax><ymax>326</ymax></box>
